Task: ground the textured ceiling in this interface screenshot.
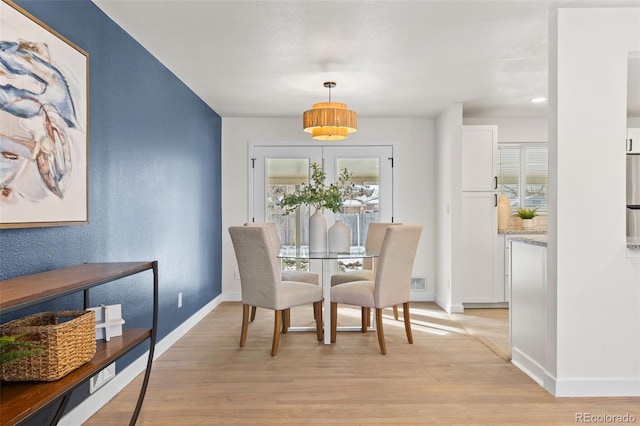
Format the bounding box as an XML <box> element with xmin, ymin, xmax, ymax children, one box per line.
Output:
<box><xmin>93</xmin><ymin>0</ymin><xmax>639</xmax><ymax>119</ymax></box>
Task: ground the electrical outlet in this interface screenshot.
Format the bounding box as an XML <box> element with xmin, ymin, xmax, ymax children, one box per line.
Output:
<box><xmin>178</xmin><ymin>292</ymin><xmax>183</xmax><ymax>308</ymax></box>
<box><xmin>90</xmin><ymin>362</ymin><xmax>115</xmax><ymax>394</ymax></box>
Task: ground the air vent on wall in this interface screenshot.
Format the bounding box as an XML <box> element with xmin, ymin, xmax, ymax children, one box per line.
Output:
<box><xmin>411</xmin><ymin>277</ymin><xmax>426</xmax><ymax>290</ymax></box>
<box><xmin>90</xmin><ymin>362</ymin><xmax>116</xmax><ymax>394</ymax></box>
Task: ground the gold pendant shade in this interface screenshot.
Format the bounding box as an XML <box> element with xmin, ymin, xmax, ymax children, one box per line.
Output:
<box><xmin>303</xmin><ymin>83</ymin><xmax>357</xmax><ymax>141</ymax></box>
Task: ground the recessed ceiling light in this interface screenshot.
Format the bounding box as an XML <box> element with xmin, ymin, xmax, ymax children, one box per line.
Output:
<box><xmin>531</xmin><ymin>97</ymin><xmax>547</xmax><ymax>103</ymax></box>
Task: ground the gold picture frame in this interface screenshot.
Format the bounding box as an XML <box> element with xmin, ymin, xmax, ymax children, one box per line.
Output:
<box><xmin>1</xmin><ymin>0</ymin><xmax>89</xmax><ymax>228</ymax></box>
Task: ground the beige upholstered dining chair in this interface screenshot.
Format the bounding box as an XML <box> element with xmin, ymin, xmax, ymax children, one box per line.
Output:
<box><xmin>229</xmin><ymin>226</ymin><xmax>323</xmax><ymax>356</ymax></box>
<box><xmin>330</xmin><ymin>224</ymin><xmax>422</xmax><ymax>355</ymax></box>
<box><xmin>244</xmin><ymin>222</ymin><xmax>319</xmax><ymax>324</ymax></box>
<box><xmin>330</xmin><ymin>222</ymin><xmax>402</xmax><ymax>320</ymax></box>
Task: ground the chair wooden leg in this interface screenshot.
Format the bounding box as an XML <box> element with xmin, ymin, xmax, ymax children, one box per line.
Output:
<box><xmin>314</xmin><ymin>301</ymin><xmax>323</xmax><ymax>341</ymax></box>
<box><xmin>286</xmin><ymin>308</ymin><xmax>291</xmax><ymax>329</ymax></box>
<box><xmin>282</xmin><ymin>308</ymin><xmax>289</xmax><ymax>334</ymax></box>
<box><xmin>240</xmin><ymin>304</ymin><xmax>250</xmax><ymax>347</ymax></box>
<box><xmin>365</xmin><ymin>307</ymin><xmax>371</xmax><ymax>328</ymax></box>
<box><xmin>403</xmin><ymin>302</ymin><xmax>413</xmax><ymax>344</ymax></box>
<box><xmin>360</xmin><ymin>307</ymin><xmax>368</xmax><ymax>333</ymax></box>
<box><xmin>331</xmin><ymin>302</ymin><xmax>338</xmax><ymax>343</ymax></box>
<box><xmin>375</xmin><ymin>308</ymin><xmax>387</xmax><ymax>355</ymax></box>
<box><xmin>271</xmin><ymin>310</ymin><xmax>282</xmax><ymax>356</ymax></box>
<box><xmin>393</xmin><ymin>305</ymin><xmax>399</xmax><ymax>320</ymax></box>
<box><xmin>250</xmin><ymin>305</ymin><xmax>257</xmax><ymax>322</ymax></box>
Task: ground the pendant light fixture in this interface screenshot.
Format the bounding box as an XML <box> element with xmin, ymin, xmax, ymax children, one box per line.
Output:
<box><xmin>303</xmin><ymin>82</ymin><xmax>357</xmax><ymax>141</ymax></box>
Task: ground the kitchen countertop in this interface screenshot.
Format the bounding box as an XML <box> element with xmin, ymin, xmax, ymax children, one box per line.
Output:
<box><xmin>499</xmin><ymin>229</ymin><xmax>547</xmax><ymax>235</ymax></box>
<box><xmin>509</xmin><ymin>235</ymin><xmax>640</xmax><ymax>249</ymax></box>
<box><xmin>508</xmin><ymin>235</ymin><xmax>548</xmax><ymax>247</ymax></box>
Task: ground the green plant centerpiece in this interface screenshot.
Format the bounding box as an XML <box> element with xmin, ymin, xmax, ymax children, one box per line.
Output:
<box><xmin>278</xmin><ymin>162</ymin><xmax>353</xmax><ymax>252</ymax></box>
<box><xmin>0</xmin><ymin>334</ymin><xmax>44</xmax><ymax>366</ymax></box>
<box><xmin>516</xmin><ymin>207</ymin><xmax>538</xmax><ymax>219</ymax></box>
<box><xmin>278</xmin><ymin>162</ymin><xmax>353</xmax><ymax>214</ymax></box>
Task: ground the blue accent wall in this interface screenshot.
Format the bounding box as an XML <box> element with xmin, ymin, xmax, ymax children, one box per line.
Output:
<box><xmin>1</xmin><ymin>0</ymin><xmax>222</xmax><ymax>421</ymax></box>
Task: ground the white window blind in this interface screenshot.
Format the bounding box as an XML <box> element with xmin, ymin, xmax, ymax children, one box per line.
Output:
<box><xmin>498</xmin><ymin>144</ymin><xmax>548</xmax><ymax>213</ymax></box>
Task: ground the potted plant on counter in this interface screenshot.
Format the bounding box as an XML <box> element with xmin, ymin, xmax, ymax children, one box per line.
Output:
<box><xmin>279</xmin><ymin>162</ymin><xmax>353</xmax><ymax>252</ymax></box>
<box><xmin>517</xmin><ymin>207</ymin><xmax>538</xmax><ymax>230</ymax></box>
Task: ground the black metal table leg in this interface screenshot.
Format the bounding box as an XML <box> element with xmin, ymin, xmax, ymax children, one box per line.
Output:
<box><xmin>50</xmin><ymin>393</ymin><xmax>71</xmax><ymax>426</ymax></box>
<box><xmin>129</xmin><ymin>260</ymin><xmax>158</xmax><ymax>425</ymax></box>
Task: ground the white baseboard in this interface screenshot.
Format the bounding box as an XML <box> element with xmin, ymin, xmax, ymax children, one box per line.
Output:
<box><xmin>512</xmin><ymin>350</ymin><xmax>640</xmax><ymax>397</ymax></box>
<box><xmin>450</xmin><ymin>304</ymin><xmax>464</xmax><ymax>313</ymax></box>
<box><xmin>462</xmin><ymin>302</ymin><xmax>509</xmax><ymax>309</ymax></box>
<box><xmin>433</xmin><ymin>294</ymin><xmax>464</xmax><ymax>313</ymax></box>
<box><xmin>553</xmin><ymin>377</ymin><xmax>640</xmax><ymax>397</ymax></box>
<box><xmin>544</xmin><ymin>371</ymin><xmax>557</xmax><ymax>396</ymax></box>
<box><xmin>59</xmin><ymin>294</ymin><xmax>224</xmax><ymax>425</ymax></box>
<box><xmin>511</xmin><ymin>347</ymin><xmax>545</xmax><ymax>387</ymax></box>
<box><xmin>433</xmin><ymin>294</ymin><xmax>448</xmax><ymax>311</ymax></box>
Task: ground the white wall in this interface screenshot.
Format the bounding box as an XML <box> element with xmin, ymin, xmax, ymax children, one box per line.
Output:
<box><xmin>546</xmin><ymin>9</ymin><xmax>559</xmax><ymax>392</ymax></box>
<box><xmin>463</xmin><ymin>117</ymin><xmax>548</xmax><ymax>143</ymax></box>
<box><xmin>549</xmin><ymin>7</ymin><xmax>640</xmax><ymax>396</ymax></box>
<box><xmin>434</xmin><ymin>104</ymin><xmax>463</xmax><ymax>312</ymax></box>
<box><xmin>222</xmin><ymin>117</ymin><xmax>436</xmax><ymax>300</ymax></box>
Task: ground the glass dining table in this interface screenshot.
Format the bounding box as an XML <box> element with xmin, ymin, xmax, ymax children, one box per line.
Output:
<box><xmin>277</xmin><ymin>246</ymin><xmax>379</xmax><ymax>344</ymax></box>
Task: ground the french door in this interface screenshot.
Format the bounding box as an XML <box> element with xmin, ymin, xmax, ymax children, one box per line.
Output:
<box><xmin>252</xmin><ymin>146</ymin><xmax>322</xmax><ymax>247</ymax></box>
<box><xmin>250</xmin><ymin>144</ymin><xmax>393</xmax><ymax>248</ymax></box>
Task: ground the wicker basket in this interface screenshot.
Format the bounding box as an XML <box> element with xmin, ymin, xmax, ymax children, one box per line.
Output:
<box><xmin>0</xmin><ymin>310</ymin><xmax>96</xmax><ymax>382</ymax></box>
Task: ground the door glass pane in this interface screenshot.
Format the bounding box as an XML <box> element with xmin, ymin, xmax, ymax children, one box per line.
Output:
<box><xmin>498</xmin><ymin>147</ymin><xmax>521</xmax><ymax>210</ymax></box>
<box><xmin>336</xmin><ymin>158</ymin><xmax>380</xmax><ymax>248</ymax></box>
<box><xmin>524</xmin><ymin>147</ymin><xmax>548</xmax><ymax>211</ymax></box>
<box><xmin>266</xmin><ymin>158</ymin><xmax>309</xmax><ymax>247</ymax></box>
<box><xmin>253</xmin><ymin>145</ymin><xmax>391</xmax><ymax>274</ymax></box>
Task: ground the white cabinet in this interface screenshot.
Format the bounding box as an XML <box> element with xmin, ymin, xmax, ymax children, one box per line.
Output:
<box><xmin>510</xmin><ymin>240</ymin><xmax>547</xmax><ymax>384</ymax></box>
<box><xmin>504</xmin><ymin>236</ymin><xmax>511</xmax><ymax>301</ymax></box>
<box><xmin>460</xmin><ymin>125</ymin><xmax>504</xmax><ymax>304</ymax></box>
<box><xmin>461</xmin><ymin>192</ymin><xmax>505</xmax><ymax>303</ymax></box>
<box><xmin>462</xmin><ymin>125</ymin><xmax>498</xmax><ymax>191</ymax></box>
<box><xmin>628</xmin><ymin>128</ymin><xmax>640</xmax><ymax>154</ymax></box>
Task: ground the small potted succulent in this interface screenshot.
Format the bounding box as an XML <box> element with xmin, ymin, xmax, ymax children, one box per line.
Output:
<box><xmin>517</xmin><ymin>207</ymin><xmax>538</xmax><ymax>230</ymax></box>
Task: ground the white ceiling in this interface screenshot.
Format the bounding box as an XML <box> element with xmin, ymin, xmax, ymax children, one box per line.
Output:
<box><xmin>93</xmin><ymin>0</ymin><xmax>639</xmax><ymax>119</ymax></box>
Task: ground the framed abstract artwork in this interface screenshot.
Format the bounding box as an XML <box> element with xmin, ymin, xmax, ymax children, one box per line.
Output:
<box><xmin>1</xmin><ymin>0</ymin><xmax>89</xmax><ymax>228</ymax></box>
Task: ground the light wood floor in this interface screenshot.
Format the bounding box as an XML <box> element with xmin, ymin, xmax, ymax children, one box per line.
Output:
<box><xmin>454</xmin><ymin>307</ymin><xmax>511</xmax><ymax>362</ymax></box>
<box><xmin>85</xmin><ymin>302</ymin><xmax>639</xmax><ymax>425</ymax></box>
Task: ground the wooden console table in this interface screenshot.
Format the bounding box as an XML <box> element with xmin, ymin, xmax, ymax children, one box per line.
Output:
<box><xmin>0</xmin><ymin>262</ymin><xmax>158</xmax><ymax>426</ymax></box>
